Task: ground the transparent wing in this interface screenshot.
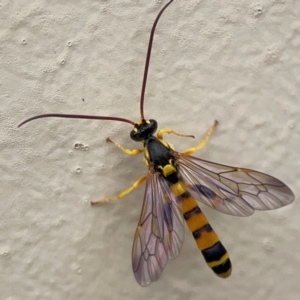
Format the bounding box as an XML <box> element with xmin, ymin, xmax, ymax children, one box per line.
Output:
<box><xmin>176</xmin><ymin>154</ymin><xmax>294</xmax><ymax>217</ymax></box>
<box><xmin>132</xmin><ymin>170</ymin><xmax>184</xmax><ymax>287</ymax></box>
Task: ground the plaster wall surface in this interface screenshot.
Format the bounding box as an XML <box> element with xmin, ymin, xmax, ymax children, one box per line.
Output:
<box><xmin>1</xmin><ymin>1</ymin><xmax>300</xmax><ymax>300</ymax></box>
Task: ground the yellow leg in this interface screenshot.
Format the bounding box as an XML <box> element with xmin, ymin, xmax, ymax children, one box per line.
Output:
<box><xmin>91</xmin><ymin>175</ymin><xmax>147</xmax><ymax>205</ymax></box>
<box><xmin>157</xmin><ymin>128</ymin><xmax>195</xmax><ymax>140</ymax></box>
<box><xmin>107</xmin><ymin>138</ymin><xmax>143</xmax><ymax>155</ymax></box>
<box><xmin>182</xmin><ymin>120</ymin><xmax>219</xmax><ymax>155</ymax></box>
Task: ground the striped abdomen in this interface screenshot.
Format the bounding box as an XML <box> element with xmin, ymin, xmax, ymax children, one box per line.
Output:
<box><xmin>170</xmin><ymin>181</ymin><xmax>232</xmax><ymax>278</ymax></box>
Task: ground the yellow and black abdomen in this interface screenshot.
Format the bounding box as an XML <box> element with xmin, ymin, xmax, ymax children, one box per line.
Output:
<box><xmin>145</xmin><ymin>136</ymin><xmax>231</xmax><ymax>277</ymax></box>
<box><xmin>180</xmin><ymin>189</ymin><xmax>232</xmax><ymax>278</ymax></box>
<box><xmin>169</xmin><ymin>179</ymin><xmax>232</xmax><ymax>278</ymax></box>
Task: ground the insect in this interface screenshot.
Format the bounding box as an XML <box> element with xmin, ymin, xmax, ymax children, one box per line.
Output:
<box><xmin>19</xmin><ymin>0</ymin><xmax>294</xmax><ymax>287</ymax></box>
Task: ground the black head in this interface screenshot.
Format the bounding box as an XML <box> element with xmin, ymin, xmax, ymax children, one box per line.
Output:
<box><xmin>130</xmin><ymin>119</ymin><xmax>157</xmax><ymax>142</ymax></box>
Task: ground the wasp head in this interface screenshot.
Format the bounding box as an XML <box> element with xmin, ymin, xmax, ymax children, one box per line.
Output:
<box><xmin>130</xmin><ymin>119</ymin><xmax>157</xmax><ymax>142</ymax></box>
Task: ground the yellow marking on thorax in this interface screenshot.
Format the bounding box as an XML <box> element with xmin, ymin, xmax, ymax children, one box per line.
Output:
<box><xmin>158</xmin><ymin>139</ymin><xmax>173</xmax><ymax>150</ymax></box>
<box><xmin>157</xmin><ymin>138</ymin><xmax>175</xmax><ymax>151</ymax></box>
<box><xmin>143</xmin><ymin>157</ymin><xmax>149</xmax><ymax>167</ymax></box>
<box><xmin>144</xmin><ymin>146</ymin><xmax>150</xmax><ymax>163</ymax></box>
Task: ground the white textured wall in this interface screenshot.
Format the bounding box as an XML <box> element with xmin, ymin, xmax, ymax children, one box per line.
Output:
<box><xmin>1</xmin><ymin>1</ymin><xmax>300</xmax><ymax>299</ymax></box>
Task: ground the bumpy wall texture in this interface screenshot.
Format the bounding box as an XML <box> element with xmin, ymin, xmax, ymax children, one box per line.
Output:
<box><xmin>1</xmin><ymin>1</ymin><xmax>300</xmax><ymax>300</ymax></box>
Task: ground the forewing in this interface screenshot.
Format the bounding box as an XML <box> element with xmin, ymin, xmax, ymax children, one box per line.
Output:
<box><xmin>176</xmin><ymin>154</ymin><xmax>294</xmax><ymax>217</ymax></box>
<box><xmin>159</xmin><ymin>174</ymin><xmax>185</xmax><ymax>260</ymax></box>
<box><xmin>132</xmin><ymin>170</ymin><xmax>184</xmax><ymax>287</ymax></box>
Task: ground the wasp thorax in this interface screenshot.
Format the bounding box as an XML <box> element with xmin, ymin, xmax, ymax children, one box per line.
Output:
<box><xmin>130</xmin><ymin>119</ymin><xmax>158</xmax><ymax>141</ymax></box>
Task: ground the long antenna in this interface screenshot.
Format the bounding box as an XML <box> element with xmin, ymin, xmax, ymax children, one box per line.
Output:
<box><xmin>18</xmin><ymin>113</ymin><xmax>135</xmax><ymax>128</ymax></box>
<box><xmin>18</xmin><ymin>1</ymin><xmax>174</xmax><ymax>128</ymax></box>
<box><xmin>139</xmin><ymin>0</ymin><xmax>173</xmax><ymax>120</ymax></box>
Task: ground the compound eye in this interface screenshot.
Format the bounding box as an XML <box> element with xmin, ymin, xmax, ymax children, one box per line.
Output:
<box><xmin>130</xmin><ymin>129</ymin><xmax>142</xmax><ymax>141</ymax></box>
<box><xmin>149</xmin><ymin>119</ymin><xmax>157</xmax><ymax>133</ymax></box>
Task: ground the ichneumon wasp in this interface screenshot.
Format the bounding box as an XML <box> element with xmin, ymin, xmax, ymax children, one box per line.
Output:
<box><xmin>19</xmin><ymin>0</ymin><xmax>294</xmax><ymax>286</ymax></box>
